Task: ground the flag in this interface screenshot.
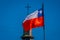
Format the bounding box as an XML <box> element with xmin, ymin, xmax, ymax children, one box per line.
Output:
<box><xmin>23</xmin><ymin>9</ymin><xmax>44</xmax><ymax>32</ymax></box>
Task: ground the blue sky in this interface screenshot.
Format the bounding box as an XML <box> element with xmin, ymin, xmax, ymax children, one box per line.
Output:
<box><xmin>0</xmin><ymin>0</ymin><xmax>60</xmax><ymax>40</ymax></box>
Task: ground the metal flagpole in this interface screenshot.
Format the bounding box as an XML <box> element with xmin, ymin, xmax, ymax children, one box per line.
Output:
<box><xmin>43</xmin><ymin>26</ymin><xmax>45</xmax><ymax>40</ymax></box>
<box><xmin>42</xmin><ymin>2</ymin><xmax>45</xmax><ymax>40</ymax></box>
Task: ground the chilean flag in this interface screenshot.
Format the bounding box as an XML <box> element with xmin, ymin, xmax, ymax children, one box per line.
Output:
<box><xmin>23</xmin><ymin>9</ymin><xmax>44</xmax><ymax>32</ymax></box>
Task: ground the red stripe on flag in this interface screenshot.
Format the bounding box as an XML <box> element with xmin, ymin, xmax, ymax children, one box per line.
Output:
<box><xmin>23</xmin><ymin>16</ymin><xmax>44</xmax><ymax>32</ymax></box>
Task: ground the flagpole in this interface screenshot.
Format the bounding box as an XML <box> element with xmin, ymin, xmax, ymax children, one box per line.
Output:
<box><xmin>42</xmin><ymin>2</ymin><xmax>45</xmax><ymax>40</ymax></box>
<box><xmin>43</xmin><ymin>26</ymin><xmax>45</xmax><ymax>40</ymax></box>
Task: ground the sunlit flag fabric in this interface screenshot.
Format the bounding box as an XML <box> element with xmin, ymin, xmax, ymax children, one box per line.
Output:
<box><xmin>23</xmin><ymin>9</ymin><xmax>44</xmax><ymax>32</ymax></box>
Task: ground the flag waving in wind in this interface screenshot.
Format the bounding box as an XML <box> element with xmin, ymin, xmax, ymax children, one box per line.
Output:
<box><xmin>23</xmin><ymin>9</ymin><xmax>44</xmax><ymax>32</ymax></box>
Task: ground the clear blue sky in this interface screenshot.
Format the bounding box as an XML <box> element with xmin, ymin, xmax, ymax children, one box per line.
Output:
<box><xmin>0</xmin><ymin>0</ymin><xmax>60</xmax><ymax>40</ymax></box>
